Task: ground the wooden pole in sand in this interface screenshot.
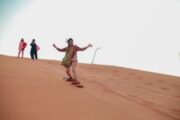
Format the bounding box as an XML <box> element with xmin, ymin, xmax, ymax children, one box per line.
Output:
<box><xmin>91</xmin><ymin>47</ymin><xmax>101</xmax><ymax>64</ymax></box>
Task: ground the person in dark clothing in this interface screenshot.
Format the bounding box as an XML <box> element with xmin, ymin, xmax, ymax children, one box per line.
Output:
<box><xmin>30</xmin><ymin>39</ymin><xmax>38</xmax><ymax>60</ymax></box>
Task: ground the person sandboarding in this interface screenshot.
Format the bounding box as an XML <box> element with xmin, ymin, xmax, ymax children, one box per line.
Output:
<box><xmin>53</xmin><ymin>38</ymin><xmax>93</xmax><ymax>88</ymax></box>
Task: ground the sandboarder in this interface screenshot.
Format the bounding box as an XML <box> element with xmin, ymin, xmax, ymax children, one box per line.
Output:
<box><xmin>53</xmin><ymin>38</ymin><xmax>93</xmax><ymax>86</ymax></box>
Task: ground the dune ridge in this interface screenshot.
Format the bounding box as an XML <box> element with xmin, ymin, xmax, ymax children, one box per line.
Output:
<box><xmin>0</xmin><ymin>55</ymin><xmax>180</xmax><ymax>120</ymax></box>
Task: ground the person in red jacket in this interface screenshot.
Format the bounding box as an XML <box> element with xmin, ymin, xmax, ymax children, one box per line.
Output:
<box><xmin>18</xmin><ymin>38</ymin><xmax>27</xmax><ymax>58</ymax></box>
<box><xmin>53</xmin><ymin>38</ymin><xmax>93</xmax><ymax>85</ymax></box>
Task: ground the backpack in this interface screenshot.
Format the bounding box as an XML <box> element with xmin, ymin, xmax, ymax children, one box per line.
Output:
<box><xmin>61</xmin><ymin>46</ymin><xmax>73</xmax><ymax>68</ymax></box>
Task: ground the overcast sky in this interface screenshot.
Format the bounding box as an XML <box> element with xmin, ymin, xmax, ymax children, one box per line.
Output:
<box><xmin>0</xmin><ymin>0</ymin><xmax>180</xmax><ymax>76</ymax></box>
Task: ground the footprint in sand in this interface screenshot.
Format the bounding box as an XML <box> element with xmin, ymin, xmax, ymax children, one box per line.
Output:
<box><xmin>170</xmin><ymin>108</ymin><xmax>180</xmax><ymax>116</ymax></box>
<box><xmin>135</xmin><ymin>86</ymin><xmax>144</xmax><ymax>89</ymax></box>
<box><xmin>136</xmin><ymin>76</ymin><xmax>143</xmax><ymax>80</ymax></box>
<box><xmin>173</xmin><ymin>96</ymin><xmax>180</xmax><ymax>99</ymax></box>
<box><xmin>142</xmin><ymin>100</ymin><xmax>156</xmax><ymax>106</ymax></box>
<box><xmin>146</xmin><ymin>82</ymin><xmax>153</xmax><ymax>86</ymax></box>
<box><xmin>172</xmin><ymin>84</ymin><xmax>180</xmax><ymax>88</ymax></box>
<box><xmin>160</xmin><ymin>87</ymin><xmax>170</xmax><ymax>91</ymax></box>
<box><xmin>158</xmin><ymin>79</ymin><xmax>166</xmax><ymax>83</ymax></box>
<box><xmin>122</xmin><ymin>77</ymin><xmax>131</xmax><ymax>81</ymax></box>
<box><xmin>128</xmin><ymin>94</ymin><xmax>138</xmax><ymax>98</ymax></box>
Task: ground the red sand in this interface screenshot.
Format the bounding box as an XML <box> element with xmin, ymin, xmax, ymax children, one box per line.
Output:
<box><xmin>0</xmin><ymin>55</ymin><xmax>180</xmax><ymax>120</ymax></box>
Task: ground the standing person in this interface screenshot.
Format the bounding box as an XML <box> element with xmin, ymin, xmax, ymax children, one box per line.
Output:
<box><xmin>53</xmin><ymin>38</ymin><xmax>93</xmax><ymax>85</ymax></box>
<box><xmin>18</xmin><ymin>38</ymin><xmax>27</xmax><ymax>58</ymax></box>
<box><xmin>30</xmin><ymin>39</ymin><xmax>38</xmax><ymax>60</ymax></box>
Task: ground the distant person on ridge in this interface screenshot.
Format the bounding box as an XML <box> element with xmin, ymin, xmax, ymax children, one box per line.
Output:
<box><xmin>30</xmin><ymin>39</ymin><xmax>39</xmax><ymax>60</ymax></box>
<box><xmin>53</xmin><ymin>38</ymin><xmax>93</xmax><ymax>85</ymax></box>
<box><xmin>18</xmin><ymin>38</ymin><xmax>27</xmax><ymax>58</ymax></box>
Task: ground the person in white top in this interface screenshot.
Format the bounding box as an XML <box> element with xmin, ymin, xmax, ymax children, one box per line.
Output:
<box><xmin>53</xmin><ymin>38</ymin><xmax>93</xmax><ymax>85</ymax></box>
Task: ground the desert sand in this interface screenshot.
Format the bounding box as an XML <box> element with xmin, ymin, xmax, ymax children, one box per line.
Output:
<box><xmin>0</xmin><ymin>55</ymin><xmax>180</xmax><ymax>120</ymax></box>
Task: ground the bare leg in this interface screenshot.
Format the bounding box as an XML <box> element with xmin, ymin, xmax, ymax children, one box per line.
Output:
<box><xmin>22</xmin><ymin>50</ymin><xmax>24</xmax><ymax>58</ymax></box>
<box><xmin>66</xmin><ymin>67</ymin><xmax>72</xmax><ymax>79</ymax></box>
<box><xmin>72</xmin><ymin>61</ymin><xmax>80</xmax><ymax>85</ymax></box>
<box><xmin>18</xmin><ymin>50</ymin><xmax>21</xmax><ymax>58</ymax></box>
<box><xmin>71</xmin><ymin>61</ymin><xmax>79</xmax><ymax>83</ymax></box>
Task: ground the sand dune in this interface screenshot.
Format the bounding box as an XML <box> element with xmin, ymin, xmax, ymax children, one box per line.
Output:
<box><xmin>0</xmin><ymin>55</ymin><xmax>180</xmax><ymax>120</ymax></box>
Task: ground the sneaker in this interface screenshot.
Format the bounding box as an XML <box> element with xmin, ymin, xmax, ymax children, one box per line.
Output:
<box><xmin>66</xmin><ymin>77</ymin><xmax>73</xmax><ymax>81</ymax></box>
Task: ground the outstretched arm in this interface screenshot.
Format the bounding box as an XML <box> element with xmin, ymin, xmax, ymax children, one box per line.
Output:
<box><xmin>53</xmin><ymin>44</ymin><xmax>66</xmax><ymax>52</ymax></box>
<box><xmin>77</xmin><ymin>43</ymin><xmax>93</xmax><ymax>51</ymax></box>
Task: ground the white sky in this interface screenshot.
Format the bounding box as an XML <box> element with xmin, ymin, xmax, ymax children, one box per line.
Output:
<box><xmin>0</xmin><ymin>0</ymin><xmax>180</xmax><ymax>76</ymax></box>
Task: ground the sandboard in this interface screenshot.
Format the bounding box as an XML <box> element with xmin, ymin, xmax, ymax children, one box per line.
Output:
<box><xmin>75</xmin><ymin>84</ymin><xmax>84</xmax><ymax>88</ymax></box>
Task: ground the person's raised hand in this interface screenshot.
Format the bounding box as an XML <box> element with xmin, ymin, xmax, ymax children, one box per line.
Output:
<box><xmin>88</xmin><ymin>43</ymin><xmax>93</xmax><ymax>47</ymax></box>
<box><xmin>53</xmin><ymin>44</ymin><xmax>56</xmax><ymax>48</ymax></box>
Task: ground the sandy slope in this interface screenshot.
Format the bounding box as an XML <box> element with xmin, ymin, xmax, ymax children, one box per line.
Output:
<box><xmin>0</xmin><ymin>55</ymin><xmax>180</xmax><ymax>120</ymax></box>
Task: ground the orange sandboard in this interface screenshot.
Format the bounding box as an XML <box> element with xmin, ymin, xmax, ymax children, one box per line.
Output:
<box><xmin>75</xmin><ymin>85</ymin><xmax>84</xmax><ymax>88</ymax></box>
